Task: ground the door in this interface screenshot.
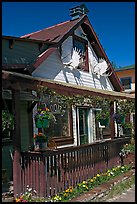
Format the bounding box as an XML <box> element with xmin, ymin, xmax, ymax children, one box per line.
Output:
<box><xmin>77</xmin><ymin>107</ymin><xmax>89</xmax><ymax>145</ymax></box>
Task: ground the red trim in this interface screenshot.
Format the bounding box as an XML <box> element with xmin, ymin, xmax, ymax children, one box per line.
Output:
<box><xmin>83</xmin><ymin>18</ymin><xmax>123</xmax><ymax>92</ymax></box>
<box><xmin>2</xmin><ymin>71</ymin><xmax>135</xmax><ymax>100</ymax></box>
<box><xmin>32</xmin><ymin>47</ymin><xmax>57</xmax><ymax>70</ymax></box>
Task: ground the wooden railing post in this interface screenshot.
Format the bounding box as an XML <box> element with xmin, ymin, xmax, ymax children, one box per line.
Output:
<box><xmin>20</xmin><ymin>138</ymin><xmax>130</xmax><ymax>198</ymax></box>
<box><xmin>12</xmin><ymin>90</ymin><xmax>21</xmax><ymax>197</ymax></box>
<box><xmin>110</xmin><ymin>101</ymin><xmax>115</xmax><ymax>139</ymax></box>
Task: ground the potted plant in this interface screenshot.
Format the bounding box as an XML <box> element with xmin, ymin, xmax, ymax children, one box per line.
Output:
<box><xmin>33</xmin><ymin>132</ymin><xmax>48</xmax><ymax>151</ymax></box>
<box><xmin>96</xmin><ymin>110</ymin><xmax>109</xmax><ymax>126</ymax></box>
<box><xmin>34</xmin><ymin>107</ymin><xmax>56</xmax><ymax>128</ymax></box>
<box><xmin>121</xmin><ymin>122</ymin><xmax>132</xmax><ymax>136</ymax></box>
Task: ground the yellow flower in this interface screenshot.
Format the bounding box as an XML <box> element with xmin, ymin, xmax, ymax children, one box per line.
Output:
<box><xmin>97</xmin><ymin>174</ymin><xmax>100</xmax><ymax>177</ymax></box>
<box><xmin>65</xmin><ymin>189</ymin><xmax>70</xmax><ymax>193</ymax></box>
<box><xmin>69</xmin><ymin>188</ymin><xmax>73</xmax><ymax>193</ymax></box>
<box><xmin>69</xmin><ymin>186</ymin><xmax>73</xmax><ymax>189</ymax></box>
<box><xmin>15</xmin><ymin>198</ymin><xmax>20</xmax><ymax>202</ymax></box>
<box><xmin>63</xmin><ymin>193</ymin><xmax>68</xmax><ymax>197</ymax></box>
<box><xmin>90</xmin><ymin>179</ymin><xmax>94</xmax><ymax>182</ymax></box>
<box><xmin>82</xmin><ymin>181</ymin><xmax>86</xmax><ymax>184</ymax></box>
<box><xmin>107</xmin><ymin>173</ymin><xmax>110</xmax><ymax>176</ymax></box>
<box><xmin>93</xmin><ymin>176</ymin><xmax>96</xmax><ymax>180</ymax></box>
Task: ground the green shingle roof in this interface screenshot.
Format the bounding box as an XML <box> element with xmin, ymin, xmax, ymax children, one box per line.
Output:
<box><xmin>114</xmin><ymin>64</ymin><xmax>135</xmax><ymax>72</ymax></box>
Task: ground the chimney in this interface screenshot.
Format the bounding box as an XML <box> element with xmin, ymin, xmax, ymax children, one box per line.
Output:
<box><xmin>69</xmin><ymin>4</ymin><xmax>89</xmax><ymax>20</ymax></box>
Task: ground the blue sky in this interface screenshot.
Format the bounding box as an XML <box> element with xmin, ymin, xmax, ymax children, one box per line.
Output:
<box><xmin>2</xmin><ymin>2</ymin><xmax>135</xmax><ymax>68</ymax></box>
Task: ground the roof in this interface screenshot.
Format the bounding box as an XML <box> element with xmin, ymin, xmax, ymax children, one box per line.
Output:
<box><xmin>20</xmin><ymin>15</ymin><xmax>123</xmax><ymax>92</ymax></box>
<box><xmin>115</xmin><ymin>65</ymin><xmax>135</xmax><ymax>72</ymax></box>
<box><xmin>2</xmin><ymin>35</ymin><xmax>54</xmax><ymax>44</ymax></box>
<box><xmin>3</xmin><ymin>14</ymin><xmax>124</xmax><ymax>92</ymax></box>
<box><xmin>21</xmin><ymin>15</ymin><xmax>86</xmax><ymax>43</ymax></box>
<box><xmin>2</xmin><ymin>70</ymin><xmax>135</xmax><ymax>100</ymax></box>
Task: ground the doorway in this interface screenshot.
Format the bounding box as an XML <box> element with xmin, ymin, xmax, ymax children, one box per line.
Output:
<box><xmin>77</xmin><ymin>107</ymin><xmax>90</xmax><ymax>145</ymax></box>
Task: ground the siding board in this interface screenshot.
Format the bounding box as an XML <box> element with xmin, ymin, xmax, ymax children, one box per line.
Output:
<box><xmin>32</xmin><ymin>34</ymin><xmax>114</xmax><ymax>91</ymax></box>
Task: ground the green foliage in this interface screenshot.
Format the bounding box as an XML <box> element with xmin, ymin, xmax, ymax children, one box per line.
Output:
<box><xmin>122</xmin><ymin>122</ymin><xmax>132</xmax><ymax>130</ymax></box>
<box><xmin>34</xmin><ymin>107</ymin><xmax>56</xmax><ymax>121</ymax></box>
<box><xmin>105</xmin><ymin>175</ymin><xmax>135</xmax><ymax>201</ymax></box>
<box><xmin>122</xmin><ymin>143</ymin><xmax>135</xmax><ymax>153</ymax></box>
<box><xmin>2</xmin><ymin>110</ymin><xmax>14</xmax><ymax>131</ymax></box>
<box><xmin>96</xmin><ymin>110</ymin><xmax>109</xmax><ymax>121</ymax></box>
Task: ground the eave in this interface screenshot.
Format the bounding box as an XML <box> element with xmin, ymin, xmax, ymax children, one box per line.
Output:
<box><xmin>2</xmin><ymin>70</ymin><xmax>134</xmax><ymax>101</ymax></box>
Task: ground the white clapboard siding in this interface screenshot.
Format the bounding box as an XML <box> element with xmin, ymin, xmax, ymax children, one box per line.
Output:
<box><xmin>32</xmin><ymin>49</ymin><xmax>114</xmax><ymax>91</ymax></box>
<box><xmin>61</xmin><ymin>36</ymin><xmax>73</xmax><ymax>64</ymax></box>
<box><xmin>74</xmin><ymin>27</ymin><xmax>88</xmax><ymax>40</ymax></box>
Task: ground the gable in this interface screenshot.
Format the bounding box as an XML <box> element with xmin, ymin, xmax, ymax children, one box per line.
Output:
<box><xmin>21</xmin><ymin>14</ymin><xmax>122</xmax><ymax>91</ymax></box>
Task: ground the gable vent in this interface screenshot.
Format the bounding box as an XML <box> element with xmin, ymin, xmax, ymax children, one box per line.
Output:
<box><xmin>69</xmin><ymin>4</ymin><xmax>89</xmax><ymax>20</ymax></box>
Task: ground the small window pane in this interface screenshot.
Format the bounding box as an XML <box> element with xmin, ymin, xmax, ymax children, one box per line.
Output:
<box><xmin>121</xmin><ymin>77</ymin><xmax>131</xmax><ymax>89</ymax></box>
<box><xmin>44</xmin><ymin>109</ymin><xmax>69</xmax><ymax>138</ymax></box>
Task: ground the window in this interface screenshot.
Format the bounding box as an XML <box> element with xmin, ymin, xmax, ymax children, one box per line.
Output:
<box><xmin>120</xmin><ymin>77</ymin><xmax>132</xmax><ymax>90</ymax></box>
<box><xmin>73</xmin><ymin>35</ymin><xmax>88</xmax><ymax>71</ymax></box>
<box><xmin>44</xmin><ymin>108</ymin><xmax>70</xmax><ymax>138</ymax></box>
<box><xmin>39</xmin><ymin>95</ymin><xmax>70</xmax><ymax>138</ymax></box>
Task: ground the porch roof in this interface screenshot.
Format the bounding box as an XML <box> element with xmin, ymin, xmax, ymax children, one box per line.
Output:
<box><xmin>2</xmin><ymin>70</ymin><xmax>135</xmax><ymax>100</ymax></box>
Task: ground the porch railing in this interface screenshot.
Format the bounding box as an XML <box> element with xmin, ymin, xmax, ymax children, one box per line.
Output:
<box><xmin>19</xmin><ymin>137</ymin><xmax>130</xmax><ymax>198</ymax></box>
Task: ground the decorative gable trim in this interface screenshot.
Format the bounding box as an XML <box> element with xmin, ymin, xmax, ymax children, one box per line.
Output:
<box><xmin>30</xmin><ymin>47</ymin><xmax>57</xmax><ymax>73</ymax></box>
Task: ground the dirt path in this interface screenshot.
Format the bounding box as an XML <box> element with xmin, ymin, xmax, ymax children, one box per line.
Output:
<box><xmin>107</xmin><ymin>185</ymin><xmax>135</xmax><ymax>202</ymax></box>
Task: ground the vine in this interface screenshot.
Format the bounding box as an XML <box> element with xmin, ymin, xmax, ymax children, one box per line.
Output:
<box><xmin>36</xmin><ymin>85</ymin><xmax>135</xmax><ymax>115</ymax></box>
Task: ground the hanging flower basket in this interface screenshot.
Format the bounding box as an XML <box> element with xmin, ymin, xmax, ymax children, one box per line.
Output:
<box><xmin>34</xmin><ymin>107</ymin><xmax>56</xmax><ymax>129</ymax></box>
<box><xmin>100</xmin><ymin>118</ymin><xmax>109</xmax><ymax>126</ymax></box>
<box><xmin>35</xmin><ymin>118</ymin><xmax>50</xmax><ymax>128</ymax></box>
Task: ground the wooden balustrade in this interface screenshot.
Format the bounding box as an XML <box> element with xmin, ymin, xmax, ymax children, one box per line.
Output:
<box><xmin>17</xmin><ymin>137</ymin><xmax>130</xmax><ymax>198</ymax></box>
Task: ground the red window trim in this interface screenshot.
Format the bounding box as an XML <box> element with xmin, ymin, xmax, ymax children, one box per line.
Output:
<box><xmin>73</xmin><ymin>35</ymin><xmax>89</xmax><ymax>72</ymax></box>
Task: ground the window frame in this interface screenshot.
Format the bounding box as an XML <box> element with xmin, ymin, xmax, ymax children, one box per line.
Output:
<box><xmin>120</xmin><ymin>77</ymin><xmax>132</xmax><ymax>90</ymax></box>
<box><xmin>73</xmin><ymin>35</ymin><xmax>89</xmax><ymax>72</ymax></box>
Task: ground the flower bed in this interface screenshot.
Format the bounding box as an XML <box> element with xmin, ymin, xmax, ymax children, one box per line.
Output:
<box><xmin>15</xmin><ymin>165</ymin><xmax>132</xmax><ymax>202</ymax></box>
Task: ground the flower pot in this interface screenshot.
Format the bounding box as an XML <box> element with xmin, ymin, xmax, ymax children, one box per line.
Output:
<box><xmin>34</xmin><ymin>141</ymin><xmax>47</xmax><ymax>151</ymax></box>
<box><xmin>100</xmin><ymin>118</ymin><xmax>109</xmax><ymax>126</ymax></box>
<box><xmin>35</xmin><ymin>118</ymin><xmax>43</xmax><ymax>128</ymax></box>
<box><xmin>35</xmin><ymin>118</ymin><xmax>50</xmax><ymax>128</ymax></box>
<box><xmin>42</xmin><ymin>118</ymin><xmax>50</xmax><ymax>128</ymax></box>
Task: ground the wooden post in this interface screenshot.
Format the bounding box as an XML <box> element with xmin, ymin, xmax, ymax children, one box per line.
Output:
<box><xmin>110</xmin><ymin>101</ymin><xmax>115</xmax><ymax>139</ymax></box>
<box><xmin>12</xmin><ymin>90</ymin><xmax>22</xmax><ymax>197</ymax></box>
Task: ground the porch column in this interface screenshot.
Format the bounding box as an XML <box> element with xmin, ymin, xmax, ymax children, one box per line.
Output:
<box><xmin>12</xmin><ymin>90</ymin><xmax>22</xmax><ymax>197</ymax></box>
<box><xmin>110</xmin><ymin>101</ymin><xmax>115</xmax><ymax>139</ymax></box>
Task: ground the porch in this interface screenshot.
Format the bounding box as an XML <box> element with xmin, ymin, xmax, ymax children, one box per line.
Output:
<box><xmin>2</xmin><ymin>71</ymin><xmax>134</xmax><ymax>199</ymax></box>
<box><xmin>14</xmin><ymin>137</ymin><xmax>130</xmax><ymax>198</ymax></box>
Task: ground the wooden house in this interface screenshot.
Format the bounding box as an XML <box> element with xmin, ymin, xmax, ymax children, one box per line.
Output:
<box><xmin>2</xmin><ymin>4</ymin><xmax>135</xmax><ymax>198</ymax></box>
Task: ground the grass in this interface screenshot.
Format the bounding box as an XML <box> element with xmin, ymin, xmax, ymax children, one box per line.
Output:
<box><xmin>92</xmin><ymin>174</ymin><xmax>135</xmax><ymax>202</ymax></box>
<box><xmin>106</xmin><ymin>175</ymin><xmax>135</xmax><ymax>200</ymax></box>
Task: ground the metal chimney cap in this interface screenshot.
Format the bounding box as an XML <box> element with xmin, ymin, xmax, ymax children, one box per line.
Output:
<box><xmin>69</xmin><ymin>4</ymin><xmax>89</xmax><ymax>20</ymax></box>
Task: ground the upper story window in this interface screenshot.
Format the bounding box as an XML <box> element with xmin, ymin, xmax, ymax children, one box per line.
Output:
<box><xmin>120</xmin><ymin>77</ymin><xmax>132</xmax><ymax>90</ymax></box>
<box><xmin>73</xmin><ymin>35</ymin><xmax>89</xmax><ymax>71</ymax></box>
